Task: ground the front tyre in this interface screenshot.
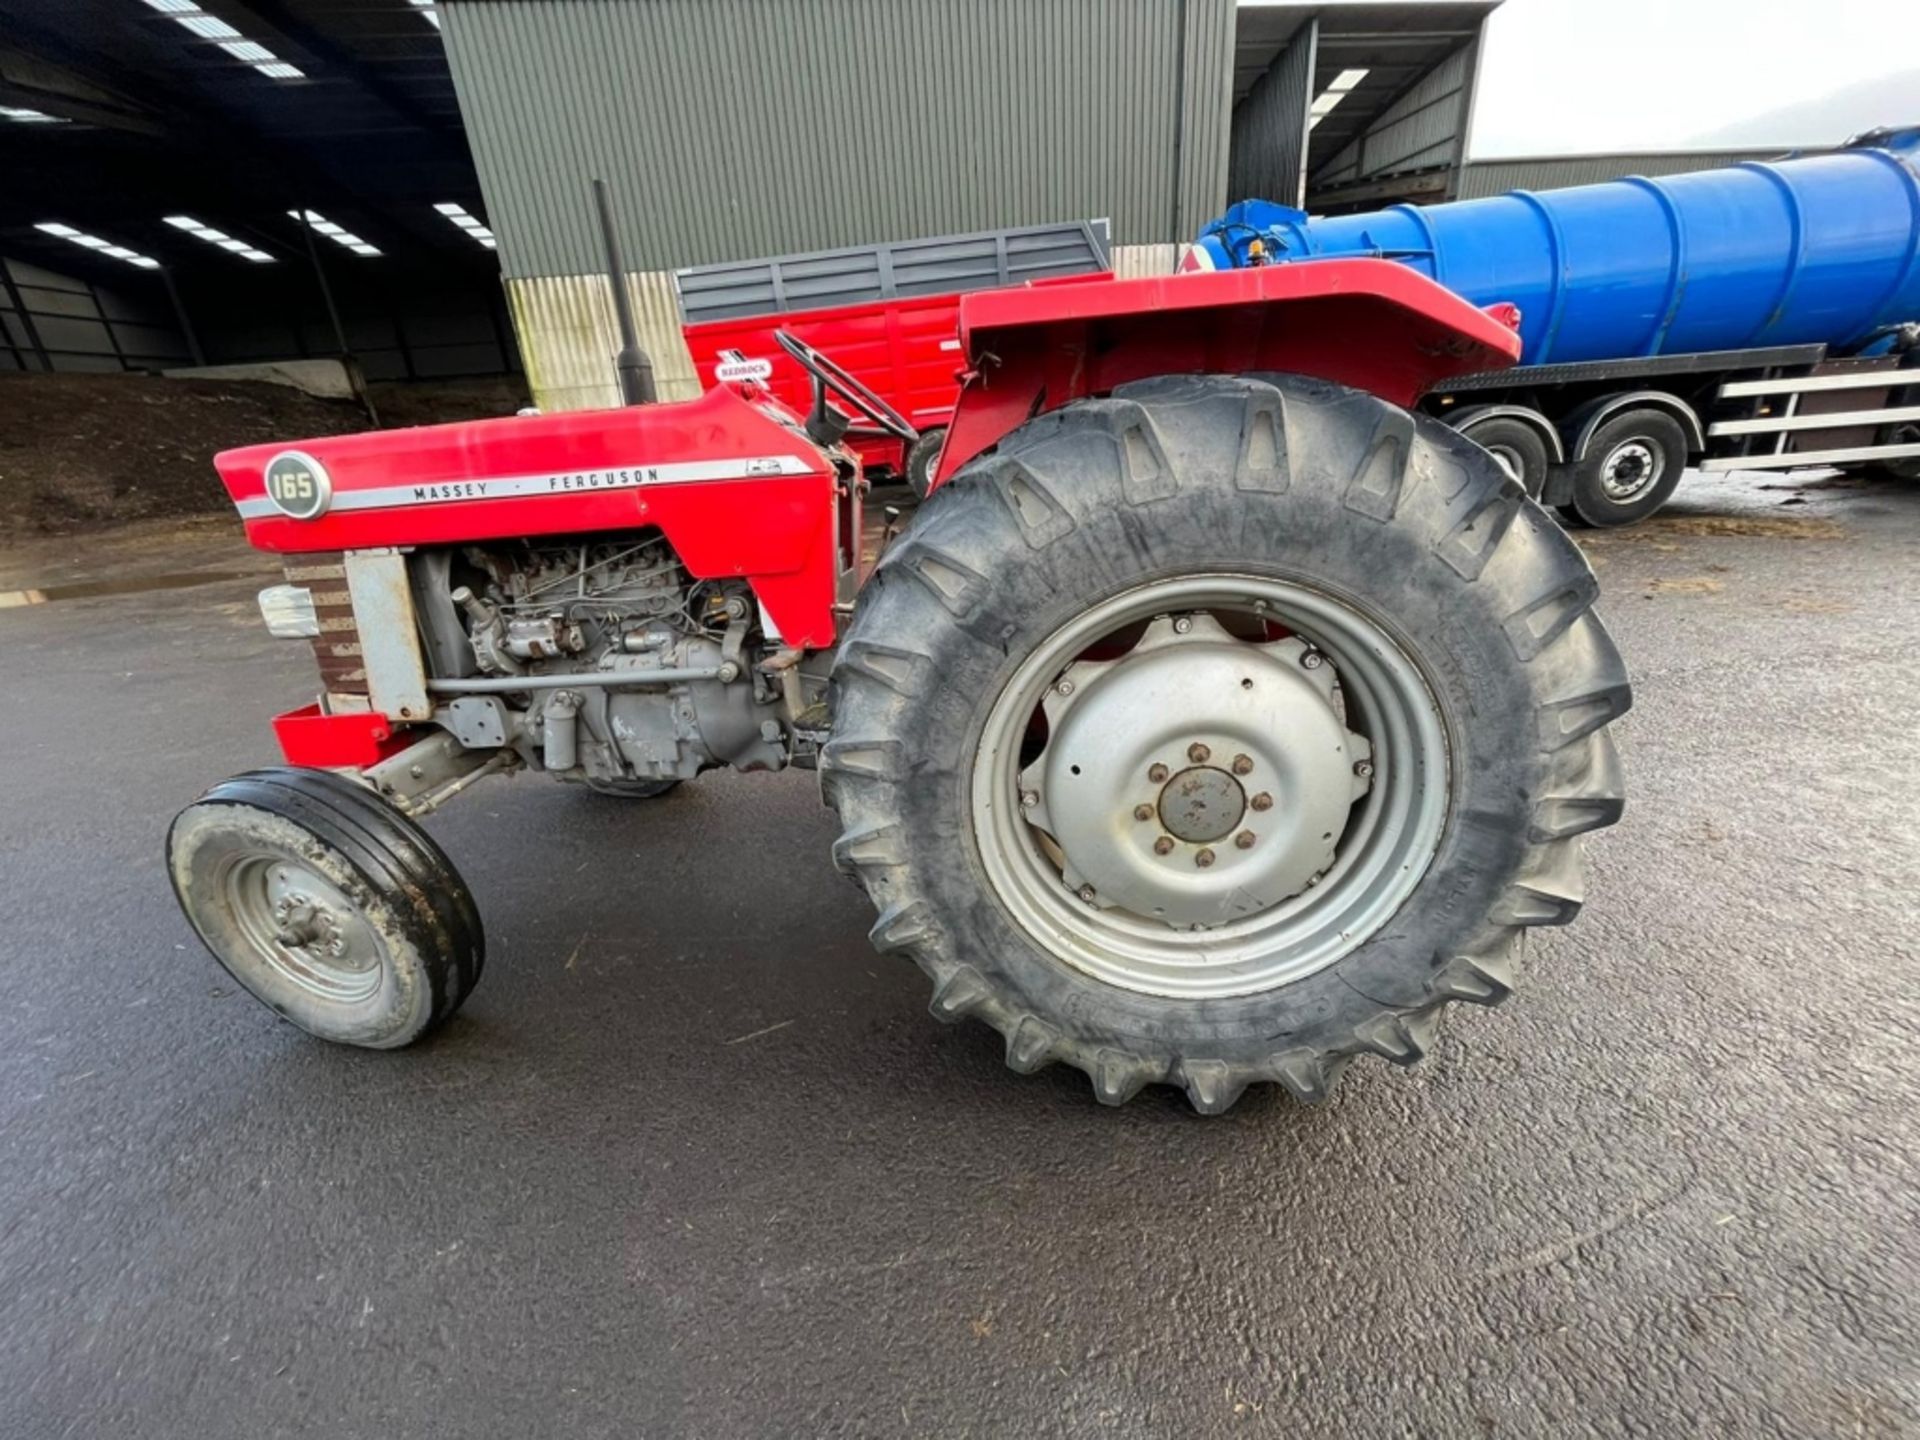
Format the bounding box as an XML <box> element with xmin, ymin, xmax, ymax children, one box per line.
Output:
<box><xmin>824</xmin><ymin>374</ymin><xmax>1630</xmax><ymax>1112</ymax></box>
<box><xmin>168</xmin><ymin>767</ymin><xmax>484</xmax><ymax>1048</ymax></box>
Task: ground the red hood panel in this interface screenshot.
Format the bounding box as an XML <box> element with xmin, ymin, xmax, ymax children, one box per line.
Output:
<box><xmin>215</xmin><ymin>385</ymin><xmax>832</xmax><ymax>555</ymax></box>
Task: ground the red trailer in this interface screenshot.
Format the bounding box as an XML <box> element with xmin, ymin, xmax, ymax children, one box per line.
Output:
<box><xmin>681</xmin><ymin>273</ymin><xmax>1114</xmax><ymax>494</ymax></box>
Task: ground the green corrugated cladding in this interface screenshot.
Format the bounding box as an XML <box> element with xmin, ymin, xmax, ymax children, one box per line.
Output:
<box><xmin>439</xmin><ymin>0</ymin><xmax>1235</xmax><ymax>280</ymax></box>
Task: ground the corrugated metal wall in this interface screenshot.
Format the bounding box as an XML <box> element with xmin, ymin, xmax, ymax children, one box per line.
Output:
<box><xmin>1454</xmin><ymin>148</ymin><xmax>1801</xmax><ymax>199</ymax></box>
<box><xmin>441</xmin><ymin>0</ymin><xmax>1234</xmax><ymax>280</ymax></box>
<box><xmin>1227</xmin><ymin>20</ymin><xmax>1314</xmax><ymax>206</ymax></box>
<box><xmin>1311</xmin><ymin>34</ymin><xmax>1481</xmax><ymax>191</ymax></box>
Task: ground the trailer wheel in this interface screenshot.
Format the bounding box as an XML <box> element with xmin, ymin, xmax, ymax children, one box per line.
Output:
<box><xmin>905</xmin><ymin>426</ymin><xmax>947</xmax><ymax>499</ymax></box>
<box><xmin>825</xmin><ymin>373</ymin><xmax>1629</xmax><ymax>1112</ymax></box>
<box><xmin>168</xmin><ymin>767</ymin><xmax>484</xmax><ymax>1048</ymax></box>
<box><xmin>1560</xmin><ymin>408</ymin><xmax>1687</xmax><ymax>527</ymax></box>
<box><xmin>1460</xmin><ymin>415</ymin><xmax>1549</xmax><ymax>498</ymax></box>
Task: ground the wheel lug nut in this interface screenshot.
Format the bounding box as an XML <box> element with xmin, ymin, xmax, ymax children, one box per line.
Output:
<box><xmin>1173</xmin><ymin>617</ymin><xmax>1193</xmax><ymax>634</ymax></box>
<box><xmin>1020</xmin><ymin>790</ymin><xmax>1039</xmax><ymax>809</ymax></box>
<box><xmin>1353</xmin><ymin>760</ymin><xmax>1374</xmax><ymax>779</ymax></box>
<box><xmin>1077</xmin><ymin>885</ymin><xmax>1096</xmax><ymax>903</ymax></box>
<box><xmin>1234</xmin><ymin>830</ymin><xmax>1256</xmax><ymax>850</ymax></box>
<box><xmin>1250</xmin><ymin>792</ymin><xmax>1273</xmax><ymax>811</ymax></box>
<box><xmin>1148</xmin><ymin>763</ymin><xmax>1169</xmax><ymax>783</ymax></box>
<box><xmin>1302</xmin><ymin>651</ymin><xmax>1324</xmax><ymax>670</ymax></box>
<box><xmin>1195</xmin><ymin>848</ymin><xmax>1216</xmax><ymax>868</ymax></box>
<box><xmin>1188</xmin><ymin>742</ymin><xmax>1210</xmax><ymax>763</ymax></box>
<box><xmin>1133</xmin><ymin>803</ymin><xmax>1154</xmax><ymax>822</ymax></box>
<box><xmin>1231</xmin><ymin>754</ymin><xmax>1253</xmax><ymax>775</ymax></box>
<box><xmin>1055</xmin><ymin>679</ymin><xmax>1074</xmax><ymax>696</ymax></box>
<box><xmin>1154</xmin><ymin>836</ymin><xmax>1175</xmax><ymax>856</ymax></box>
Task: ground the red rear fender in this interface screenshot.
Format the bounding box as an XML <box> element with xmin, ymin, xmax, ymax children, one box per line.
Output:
<box><xmin>932</xmin><ymin>259</ymin><xmax>1523</xmax><ymax>488</ymax></box>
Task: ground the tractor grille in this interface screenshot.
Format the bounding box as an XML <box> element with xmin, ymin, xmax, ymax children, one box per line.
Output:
<box><xmin>282</xmin><ymin>553</ymin><xmax>368</xmax><ymax>701</ymax></box>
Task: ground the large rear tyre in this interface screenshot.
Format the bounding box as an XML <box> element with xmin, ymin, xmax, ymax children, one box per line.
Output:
<box><xmin>168</xmin><ymin>767</ymin><xmax>484</xmax><ymax>1048</ymax></box>
<box><xmin>825</xmin><ymin>373</ymin><xmax>1629</xmax><ymax>1113</ymax></box>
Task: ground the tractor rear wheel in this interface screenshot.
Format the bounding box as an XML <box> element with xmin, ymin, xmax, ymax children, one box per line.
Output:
<box><xmin>168</xmin><ymin>767</ymin><xmax>484</xmax><ymax>1048</ymax></box>
<box><xmin>824</xmin><ymin>373</ymin><xmax>1629</xmax><ymax>1112</ymax></box>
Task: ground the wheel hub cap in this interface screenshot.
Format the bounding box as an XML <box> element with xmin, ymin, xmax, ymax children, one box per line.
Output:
<box><xmin>1601</xmin><ymin>439</ymin><xmax>1661</xmax><ymax>500</ymax></box>
<box><xmin>227</xmin><ymin>857</ymin><xmax>384</xmax><ymax>1002</ymax></box>
<box><xmin>1018</xmin><ymin>614</ymin><xmax>1371</xmax><ymax>932</ymax></box>
<box><xmin>1158</xmin><ymin>766</ymin><xmax>1245</xmax><ymax>843</ymax></box>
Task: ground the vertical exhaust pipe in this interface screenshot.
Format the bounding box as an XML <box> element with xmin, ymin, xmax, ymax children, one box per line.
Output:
<box><xmin>592</xmin><ymin>178</ymin><xmax>657</xmax><ymax>405</ymax></box>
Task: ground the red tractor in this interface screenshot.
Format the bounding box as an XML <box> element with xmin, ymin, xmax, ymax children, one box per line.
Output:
<box><xmin>167</xmin><ymin>257</ymin><xmax>1628</xmax><ymax>1114</ymax></box>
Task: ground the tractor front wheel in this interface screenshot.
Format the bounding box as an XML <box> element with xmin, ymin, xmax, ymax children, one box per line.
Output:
<box><xmin>825</xmin><ymin>373</ymin><xmax>1629</xmax><ymax>1112</ymax></box>
<box><xmin>168</xmin><ymin>767</ymin><xmax>484</xmax><ymax>1048</ymax></box>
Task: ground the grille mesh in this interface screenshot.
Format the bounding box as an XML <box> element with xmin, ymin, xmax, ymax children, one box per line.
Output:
<box><xmin>282</xmin><ymin>554</ymin><xmax>367</xmax><ymax>701</ymax></box>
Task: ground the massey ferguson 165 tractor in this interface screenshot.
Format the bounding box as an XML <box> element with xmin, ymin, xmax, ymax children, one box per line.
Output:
<box><xmin>167</xmin><ymin>253</ymin><xmax>1629</xmax><ymax>1114</ymax></box>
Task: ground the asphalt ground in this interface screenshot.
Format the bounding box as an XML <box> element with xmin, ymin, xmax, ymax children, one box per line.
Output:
<box><xmin>1</xmin><ymin>471</ymin><xmax>1916</xmax><ymax>1438</ymax></box>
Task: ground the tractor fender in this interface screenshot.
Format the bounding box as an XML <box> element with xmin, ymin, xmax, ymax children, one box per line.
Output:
<box><xmin>932</xmin><ymin>259</ymin><xmax>1523</xmax><ymax>489</ymax></box>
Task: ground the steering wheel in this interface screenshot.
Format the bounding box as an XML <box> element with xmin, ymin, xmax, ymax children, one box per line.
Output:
<box><xmin>774</xmin><ymin>329</ymin><xmax>919</xmax><ymax>445</ymax></box>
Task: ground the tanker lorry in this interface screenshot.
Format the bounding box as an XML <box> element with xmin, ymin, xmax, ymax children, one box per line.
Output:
<box><xmin>1189</xmin><ymin>126</ymin><xmax>1920</xmax><ymax>526</ymax></box>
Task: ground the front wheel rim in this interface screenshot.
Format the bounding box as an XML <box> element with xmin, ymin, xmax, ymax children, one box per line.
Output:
<box><xmin>220</xmin><ymin>853</ymin><xmax>386</xmax><ymax>1004</ymax></box>
<box><xmin>970</xmin><ymin>574</ymin><xmax>1451</xmax><ymax>1000</ymax></box>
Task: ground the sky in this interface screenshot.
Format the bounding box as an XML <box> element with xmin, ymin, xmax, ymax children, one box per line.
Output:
<box><xmin>1461</xmin><ymin>0</ymin><xmax>1915</xmax><ymax>156</ymax></box>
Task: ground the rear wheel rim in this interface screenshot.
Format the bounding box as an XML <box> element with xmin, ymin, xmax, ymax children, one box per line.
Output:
<box><xmin>970</xmin><ymin>574</ymin><xmax>1450</xmax><ymax>1000</ymax></box>
<box><xmin>220</xmin><ymin>853</ymin><xmax>386</xmax><ymax>1004</ymax></box>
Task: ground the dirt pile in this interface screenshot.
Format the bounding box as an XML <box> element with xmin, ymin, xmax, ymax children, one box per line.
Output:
<box><xmin>0</xmin><ymin>373</ymin><xmax>528</xmax><ymax>537</ymax></box>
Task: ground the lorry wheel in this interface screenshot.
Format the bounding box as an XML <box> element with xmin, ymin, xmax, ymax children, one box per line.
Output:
<box><xmin>168</xmin><ymin>767</ymin><xmax>484</xmax><ymax>1048</ymax></box>
<box><xmin>824</xmin><ymin>373</ymin><xmax>1628</xmax><ymax>1112</ymax></box>
<box><xmin>904</xmin><ymin>427</ymin><xmax>946</xmax><ymax>499</ymax></box>
<box><xmin>586</xmin><ymin>776</ymin><xmax>681</xmax><ymax>799</ymax></box>
<box><xmin>1459</xmin><ymin>415</ymin><xmax>1549</xmax><ymax>498</ymax></box>
<box><xmin>1560</xmin><ymin>409</ymin><xmax>1687</xmax><ymax>527</ymax></box>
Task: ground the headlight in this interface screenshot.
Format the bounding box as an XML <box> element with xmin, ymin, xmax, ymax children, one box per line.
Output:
<box><xmin>258</xmin><ymin>584</ymin><xmax>320</xmax><ymax>638</ymax></box>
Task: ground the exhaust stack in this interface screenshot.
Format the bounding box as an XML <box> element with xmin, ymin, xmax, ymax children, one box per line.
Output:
<box><xmin>592</xmin><ymin>179</ymin><xmax>657</xmax><ymax>405</ymax></box>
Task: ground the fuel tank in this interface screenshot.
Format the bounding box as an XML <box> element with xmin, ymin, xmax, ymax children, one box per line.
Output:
<box><xmin>1192</xmin><ymin>126</ymin><xmax>1920</xmax><ymax>366</ymax></box>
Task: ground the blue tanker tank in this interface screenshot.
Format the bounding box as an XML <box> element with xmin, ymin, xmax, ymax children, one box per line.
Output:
<box><xmin>1193</xmin><ymin>128</ymin><xmax>1920</xmax><ymax>368</ymax></box>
